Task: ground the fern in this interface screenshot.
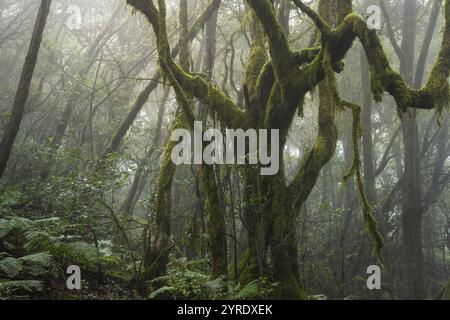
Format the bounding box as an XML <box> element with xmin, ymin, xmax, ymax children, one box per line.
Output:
<box><xmin>22</xmin><ymin>223</ymin><xmax>101</xmax><ymax>272</ymax></box>
<box><xmin>229</xmin><ymin>278</ymin><xmax>279</xmax><ymax>300</ymax></box>
<box><xmin>0</xmin><ymin>257</ymin><xmax>23</xmax><ymax>278</ymax></box>
<box><xmin>61</xmin><ymin>241</ymin><xmax>99</xmax><ymax>270</ymax></box>
<box><xmin>230</xmin><ymin>281</ymin><xmax>259</xmax><ymax>300</ymax></box>
<box><xmin>0</xmin><ymin>279</ymin><xmax>43</xmax><ymax>295</ymax></box>
<box><xmin>19</xmin><ymin>252</ymin><xmax>59</xmax><ymax>276</ymax></box>
<box><xmin>0</xmin><ymin>252</ymin><xmax>59</xmax><ymax>279</ymax></box>
<box><xmin>24</xmin><ymin>230</ymin><xmax>54</xmax><ymax>252</ymax></box>
<box><xmin>0</xmin><ymin>215</ymin><xmax>130</xmax><ymax>299</ymax></box>
<box><xmin>0</xmin><ymin>219</ymin><xmax>12</xmax><ymax>238</ymax></box>
<box><xmin>0</xmin><ymin>218</ymin><xmax>31</xmax><ymax>238</ymax></box>
<box><xmin>148</xmin><ymin>286</ymin><xmax>176</xmax><ymax>299</ymax></box>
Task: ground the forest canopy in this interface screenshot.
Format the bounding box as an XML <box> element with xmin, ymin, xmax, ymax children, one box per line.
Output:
<box><xmin>0</xmin><ymin>0</ymin><xmax>449</xmax><ymax>300</ymax></box>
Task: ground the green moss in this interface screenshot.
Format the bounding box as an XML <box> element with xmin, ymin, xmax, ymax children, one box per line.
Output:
<box><xmin>341</xmin><ymin>101</ymin><xmax>384</xmax><ymax>262</ymax></box>
<box><xmin>424</xmin><ymin>64</ymin><xmax>450</xmax><ymax>116</ymax></box>
<box><xmin>349</xmin><ymin>6</ymin><xmax>450</xmax><ymax>114</ymax></box>
<box><xmin>130</xmin><ymin>0</ymin><xmax>450</xmax><ymax>295</ymax></box>
<box><xmin>246</xmin><ymin>45</ymin><xmax>268</xmax><ymax>95</ymax></box>
<box><xmin>238</xmin><ymin>249</ymin><xmax>260</xmax><ymax>285</ymax></box>
<box><xmin>293</xmin><ymin>47</ymin><xmax>321</xmax><ymax>65</ymax></box>
<box><xmin>424</xmin><ymin>0</ymin><xmax>450</xmax><ymax>116</ymax></box>
<box><xmin>370</xmin><ymin>65</ymin><xmax>384</xmax><ymax>102</ymax></box>
<box><xmin>200</xmin><ymin>164</ymin><xmax>227</xmax><ymax>278</ymax></box>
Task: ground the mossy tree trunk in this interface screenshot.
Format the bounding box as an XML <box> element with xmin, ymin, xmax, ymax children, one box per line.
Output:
<box><xmin>128</xmin><ymin>0</ymin><xmax>450</xmax><ymax>298</ymax></box>
<box><xmin>143</xmin><ymin>117</ymin><xmax>181</xmax><ymax>280</ymax></box>
<box><xmin>194</xmin><ymin>0</ymin><xmax>228</xmax><ymax>279</ymax></box>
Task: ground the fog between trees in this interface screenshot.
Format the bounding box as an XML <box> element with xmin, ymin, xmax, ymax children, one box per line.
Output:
<box><xmin>0</xmin><ymin>0</ymin><xmax>449</xmax><ymax>300</ymax></box>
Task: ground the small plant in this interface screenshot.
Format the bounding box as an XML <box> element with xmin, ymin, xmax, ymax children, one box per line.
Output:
<box><xmin>147</xmin><ymin>258</ymin><xmax>279</xmax><ymax>300</ymax></box>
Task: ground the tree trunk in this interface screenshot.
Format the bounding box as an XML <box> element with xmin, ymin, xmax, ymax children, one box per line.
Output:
<box><xmin>0</xmin><ymin>0</ymin><xmax>52</xmax><ymax>179</ymax></box>
<box><xmin>194</xmin><ymin>0</ymin><xmax>228</xmax><ymax>278</ymax></box>
<box><xmin>128</xmin><ymin>0</ymin><xmax>450</xmax><ymax>299</ymax></box>
<box><xmin>121</xmin><ymin>87</ymin><xmax>170</xmax><ymax>215</ymax></box>
<box><xmin>144</xmin><ymin>122</ymin><xmax>179</xmax><ymax>279</ymax></box>
<box><xmin>399</xmin><ymin>0</ymin><xmax>425</xmax><ymax>300</ymax></box>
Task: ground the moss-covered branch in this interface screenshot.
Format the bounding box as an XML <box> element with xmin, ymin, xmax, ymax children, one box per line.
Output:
<box><xmin>127</xmin><ymin>0</ymin><xmax>246</xmax><ymax>129</ymax></box>
<box><xmin>341</xmin><ymin>100</ymin><xmax>384</xmax><ymax>262</ymax></box>
<box><xmin>293</xmin><ymin>0</ymin><xmax>450</xmax><ymax>114</ymax></box>
<box><xmin>423</xmin><ymin>0</ymin><xmax>450</xmax><ymax>114</ymax></box>
<box><xmin>292</xmin><ymin>0</ymin><xmax>331</xmax><ymax>36</ymax></box>
<box><xmin>245</xmin><ymin>0</ymin><xmax>295</xmax><ymax>82</ymax></box>
<box><xmin>288</xmin><ymin>48</ymin><xmax>338</xmax><ymax>209</ymax></box>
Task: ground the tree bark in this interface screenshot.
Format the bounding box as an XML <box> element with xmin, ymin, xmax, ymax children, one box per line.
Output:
<box><xmin>398</xmin><ymin>0</ymin><xmax>426</xmax><ymax>300</ymax></box>
<box><xmin>194</xmin><ymin>0</ymin><xmax>228</xmax><ymax>278</ymax></box>
<box><xmin>0</xmin><ymin>0</ymin><xmax>52</xmax><ymax>179</ymax></box>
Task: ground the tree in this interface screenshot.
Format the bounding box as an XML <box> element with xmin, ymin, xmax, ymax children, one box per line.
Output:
<box><xmin>126</xmin><ymin>0</ymin><xmax>450</xmax><ymax>298</ymax></box>
<box><xmin>0</xmin><ymin>0</ymin><xmax>52</xmax><ymax>179</ymax></box>
<box><xmin>381</xmin><ymin>0</ymin><xmax>445</xmax><ymax>299</ymax></box>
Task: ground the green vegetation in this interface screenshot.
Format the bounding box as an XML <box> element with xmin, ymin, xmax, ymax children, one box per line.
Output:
<box><xmin>0</xmin><ymin>0</ymin><xmax>449</xmax><ymax>300</ymax></box>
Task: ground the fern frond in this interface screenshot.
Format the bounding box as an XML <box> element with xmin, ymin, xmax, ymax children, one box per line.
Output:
<box><xmin>148</xmin><ymin>286</ymin><xmax>175</xmax><ymax>299</ymax></box>
<box><xmin>19</xmin><ymin>252</ymin><xmax>60</xmax><ymax>276</ymax></box>
<box><xmin>231</xmin><ymin>280</ymin><xmax>259</xmax><ymax>300</ymax></box>
<box><xmin>52</xmin><ymin>241</ymin><xmax>99</xmax><ymax>270</ymax></box>
<box><xmin>24</xmin><ymin>230</ymin><xmax>55</xmax><ymax>252</ymax></box>
<box><xmin>0</xmin><ymin>279</ymin><xmax>43</xmax><ymax>295</ymax></box>
<box><xmin>0</xmin><ymin>257</ymin><xmax>23</xmax><ymax>278</ymax></box>
<box><xmin>0</xmin><ymin>218</ymin><xmax>32</xmax><ymax>238</ymax></box>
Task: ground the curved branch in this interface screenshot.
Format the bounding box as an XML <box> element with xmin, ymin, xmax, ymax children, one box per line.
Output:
<box><xmin>245</xmin><ymin>0</ymin><xmax>295</xmax><ymax>81</ymax></box>
<box><xmin>294</xmin><ymin>2</ymin><xmax>450</xmax><ymax>113</ymax></box>
<box><xmin>127</xmin><ymin>0</ymin><xmax>246</xmax><ymax>128</ymax></box>
<box><xmin>292</xmin><ymin>0</ymin><xmax>331</xmax><ymax>36</ymax></box>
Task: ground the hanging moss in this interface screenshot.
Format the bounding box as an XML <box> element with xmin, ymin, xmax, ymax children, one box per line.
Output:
<box><xmin>370</xmin><ymin>65</ymin><xmax>384</xmax><ymax>102</ymax></box>
<box><xmin>341</xmin><ymin>101</ymin><xmax>384</xmax><ymax>262</ymax></box>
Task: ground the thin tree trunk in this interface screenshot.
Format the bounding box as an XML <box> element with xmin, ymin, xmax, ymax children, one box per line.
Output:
<box><xmin>415</xmin><ymin>0</ymin><xmax>443</xmax><ymax>88</ymax></box>
<box><xmin>399</xmin><ymin>0</ymin><xmax>425</xmax><ymax>300</ymax></box>
<box><xmin>0</xmin><ymin>0</ymin><xmax>52</xmax><ymax>179</ymax></box>
<box><xmin>121</xmin><ymin>87</ymin><xmax>170</xmax><ymax>215</ymax></box>
<box><xmin>195</xmin><ymin>0</ymin><xmax>228</xmax><ymax>278</ymax></box>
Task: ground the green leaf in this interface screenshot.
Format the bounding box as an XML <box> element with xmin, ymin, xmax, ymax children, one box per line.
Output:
<box><xmin>0</xmin><ymin>257</ymin><xmax>23</xmax><ymax>278</ymax></box>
